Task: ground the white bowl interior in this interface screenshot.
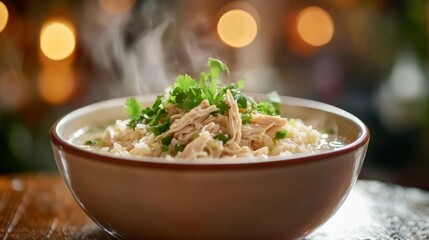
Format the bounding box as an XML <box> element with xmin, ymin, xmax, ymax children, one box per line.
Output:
<box><xmin>55</xmin><ymin>94</ymin><xmax>367</xmax><ymax>162</ymax></box>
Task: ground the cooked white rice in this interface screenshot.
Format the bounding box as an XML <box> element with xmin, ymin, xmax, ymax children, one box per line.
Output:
<box><xmin>93</xmin><ymin>92</ymin><xmax>323</xmax><ymax>160</ymax></box>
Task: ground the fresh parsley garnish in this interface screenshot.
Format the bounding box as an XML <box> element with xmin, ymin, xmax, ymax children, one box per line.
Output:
<box><xmin>274</xmin><ymin>130</ymin><xmax>288</xmax><ymax>140</ymax></box>
<box><xmin>242</xmin><ymin>109</ymin><xmax>253</xmax><ymax>124</ymax></box>
<box><xmin>125</xmin><ymin>97</ymin><xmax>143</xmax><ymax>125</ymax></box>
<box><xmin>149</xmin><ymin>120</ymin><xmax>171</xmax><ymax>136</ymax></box>
<box><xmin>255</xmin><ymin>91</ymin><xmax>281</xmax><ymax>116</ymax></box>
<box><xmin>127</xmin><ymin>95</ymin><xmax>171</xmax><ymax>135</ymax></box>
<box><xmin>174</xmin><ymin>144</ymin><xmax>185</xmax><ymax>152</ymax></box>
<box><xmin>207</xmin><ymin>57</ymin><xmax>229</xmax><ymax>79</ymax></box>
<box><xmin>256</xmin><ymin>102</ymin><xmax>278</xmax><ymax>116</ymax></box>
<box><xmin>267</xmin><ymin>91</ymin><xmax>281</xmax><ymax>115</ymax></box>
<box><xmin>161</xmin><ymin>136</ymin><xmax>172</xmax><ymax>146</ymax></box>
<box><xmin>169</xmin><ymin>74</ymin><xmax>203</xmax><ymax>111</ymax></box>
<box><xmin>167</xmin><ymin>58</ymin><xmax>231</xmax><ymax>114</ymax></box>
<box><xmin>160</xmin><ymin>136</ymin><xmax>173</xmax><ymax>152</ymax></box>
<box><xmin>161</xmin><ymin>145</ymin><xmax>169</xmax><ymax>152</ymax></box>
<box><xmin>124</xmin><ymin>58</ymin><xmax>283</xmax><ymax>134</ymax></box>
<box><xmin>214</xmin><ymin>133</ymin><xmax>230</xmax><ymax>143</ymax></box>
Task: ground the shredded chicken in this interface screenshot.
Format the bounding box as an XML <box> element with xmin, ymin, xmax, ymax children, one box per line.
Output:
<box><xmin>226</xmin><ymin>90</ymin><xmax>242</xmax><ymax>145</ymax></box>
<box><xmin>252</xmin><ymin>114</ymin><xmax>287</xmax><ymax>126</ymax></box>
<box><xmin>157</xmin><ymin>100</ymin><xmax>218</xmax><ymax>141</ymax></box>
<box><xmin>176</xmin><ymin>128</ymin><xmax>212</xmax><ymax>158</ymax></box>
<box><xmin>77</xmin><ymin>58</ymin><xmax>328</xmax><ymax>160</ymax></box>
<box><xmin>253</xmin><ymin>146</ymin><xmax>269</xmax><ymax>156</ymax></box>
<box><xmin>241</xmin><ymin>124</ymin><xmax>273</xmax><ymax>141</ymax></box>
<box><xmin>94</xmin><ymin>95</ymin><xmax>323</xmax><ymax>160</ymax></box>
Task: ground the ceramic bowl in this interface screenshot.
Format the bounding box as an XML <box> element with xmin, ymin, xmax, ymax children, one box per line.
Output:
<box><xmin>50</xmin><ymin>94</ymin><xmax>369</xmax><ymax>240</ymax></box>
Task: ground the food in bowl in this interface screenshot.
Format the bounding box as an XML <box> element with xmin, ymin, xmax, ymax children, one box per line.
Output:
<box><xmin>50</xmin><ymin>57</ymin><xmax>369</xmax><ymax>240</ymax></box>
<box><xmin>50</xmin><ymin>82</ymin><xmax>369</xmax><ymax>239</ymax></box>
<box><xmin>69</xmin><ymin>58</ymin><xmax>347</xmax><ymax>160</ymax></box>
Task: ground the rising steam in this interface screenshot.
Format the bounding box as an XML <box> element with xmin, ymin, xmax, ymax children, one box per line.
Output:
<box><xmin>81</xmin><ymin>0</ymin><xmax>225</xmax><ymax>99</ymax></box>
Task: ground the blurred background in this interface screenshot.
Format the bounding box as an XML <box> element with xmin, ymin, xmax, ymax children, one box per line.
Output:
<box><xmin>0</xmin><ymin>0</ymin><xmax>428</xmax><ymax>189</ymax></box>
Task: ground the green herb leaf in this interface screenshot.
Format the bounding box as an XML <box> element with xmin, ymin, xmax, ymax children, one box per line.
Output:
<box><xmin>199</xmin><ymin>72</ymin><xmax>217</xmax><ymax>103</ymax></box>
<box><xmin>174</xmin><ymin>144</ymin><xmax>185</xmax><ymax>152</ymax></box>
<box><xmin>161</xmin><ymin>145</ymin><xmax>169</xmax><ymax>152</ymax></box>
<box><xmin>125</xmin><ymin>97</ymin><xmax>142</xmax><ymax>119</ymax></box>
<box><xmin>84</xmin><ymin>139</ymin><xmax>104</xmax><ymax>146</ymax></box>
<box><xmin>236</xmin><ymin>95</ymin><xmax>247</xmax><ymax>109</ymax></box>
<box><xmin>126</xmin><ymin>95</ymin><xmax>168</xmax><ymax>129</ymax></box>
<box><xmin>241</xmin><ymin>110</ymin><xmax>252</xmax><ymax>124</ymax></box>
<box><xmin>227</xmin><ymin>87</ymin><xmax>255</xmax><ymax>109</ymax></box>
<box><xmin>215</xmin><ymin>101</ymin><xmax>230</xmax><ymax>115</ymax></box>
<box><xmin>208</xmin><ymin>58</ymin><xmax>229</xmax><ymax>79</ymax></box>
<box><xmin>149</xmin><ymin>119</ymin><xmax>171</xmax><ymax>136</ymax></box>
<box><xmin>236</xmin><ymin>78</ymin><xmax>245</xmax><ymax>89</ymax></box>
<box><xmin>174</xmin><ymin>74</ymin><xmax>197</xmax><ymax>92</ymax></box>
<box><xmin>170</xmin><ymin>75</ymin><xmax>205</xmax><ymax>111</ymax></box>
<box><xmin>161</xmin><ymin>136</ymin><xmax>172</xmax><ymax>146</ymax></box>
<box><xmin>257</xmin><ymin>102</ymin><xmax>278</xmax><ymax>116</ymax></box>
<box><xmin>125</xmin><ymin>58</ymin><xmax>268</xmax><ymax>135</ymax></box>
<box><xmin>267</xmin><ymin>91</ymin><xmax>281</xmax><ymax>115</ymax></box>
<box><xmin>214</xmin><ymin>133</ymin><xmax>230</xmax><ymax>143</ymax></box>
<box><xmin>274</xmin><ymin>130</ymin><xmax>288</xmax><ymax>140</ymax></box>
<box><xmin>166</xmin><ymin>58</ymin><xmax>247</xmax><ymax>117</ymax></box>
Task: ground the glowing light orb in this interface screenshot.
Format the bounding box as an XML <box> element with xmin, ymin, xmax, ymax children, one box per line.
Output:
<box><xmin>38</xmin><ymin>67</ymin><xmax>75</xmax><ymax>105</ymax></box>
<box><xmin>0</xmin><ymin>1</ymin><xmax>8</xmax><ymax>32</ymax></box>
<box><xmin>217</xmin><ymin>9</ymin><xmax>258</xmax><ymax>48</ymax></box>
<box><xmin>40</xmin><ymin>21</ymin><xmax>76</xmax><ymax>60</ymax></box>
<box><xmin>297</xmin><ymin>7</ymin><xmax>334</xmax><ymax>47</ymax></box>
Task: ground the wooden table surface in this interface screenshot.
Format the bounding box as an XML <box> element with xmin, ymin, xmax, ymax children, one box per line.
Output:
<box><xmin>0</xmin><ymin>173</ymin><xmax>112</xmax><ymax>239</ymax></box>
<box><xmin>1</xmin><ymin>173</ymin><xmax>429</xmax><ymax>239</ymax></box>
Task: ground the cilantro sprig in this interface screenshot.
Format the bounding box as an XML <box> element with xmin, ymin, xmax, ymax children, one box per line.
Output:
<box><xmin>255</xmin><ymin>91</ymin><xmax>281</xmax><ymax>116</ymax></box>
<box><xmin>167</xmin><ymin>58</ymin><xmax>232</xmax><ymax>114</ymax></box>
<box><xmin>124</xmin><ymin>58</ymin><xmax>283</xmax><ymax>135</ymax></box>
<box><xmin>214</xmin><ymin>133</ymin><xmax>230</xmax><ymax>143</ymax></box>
<box><xmin>126</xmin><ymin>95</ymin><xmax>171</xmax><ymax>135</ymax></box>
<box><xmin>274</xmin><ymin>130</ymin><xmax>288</xmax><ymax>140</ymax></box>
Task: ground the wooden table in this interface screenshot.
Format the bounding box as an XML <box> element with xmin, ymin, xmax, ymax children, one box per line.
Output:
<box><xmin>1</xmin><ymin>173</ymin><xmax>429</xmax><ymax>239</ymax></box>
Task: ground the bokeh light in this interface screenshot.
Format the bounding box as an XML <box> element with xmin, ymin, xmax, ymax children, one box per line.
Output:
<box><xmin>218</xmin><ymin>1</ymin><xmax>261</xmax><ymax>26</ymax></box>
<box><xmin>297</xmin><ymin>6</ymin><xmax>334</xmax><ymax>47</ymax></box>
<box><xmin>217</xmin><ymin>9</ymin><xmax>258</xmax><ymax>48</ymax></box>
<box><xmin>98</xmin><ymin>0</ymin><xmax>136</xmax><ymax>15</ymax></box>
<box><xmin>0</xmin><ymin>1</ymin><xmax>8</xmax><ymax>33</ymax></box>
<box><xmin>40</xmin><ymin>21</ymin><xmax>76</xmax><ymax>60</ymax></box>
<box><xmin>0</xmin><ymin>70</ymin><xmax>31</xmax><ymax>110</ymax></box>
<box><xmin>38</xmin><ymin>66</ymin><xmax>75</xmax><ymax>105</ymax></box>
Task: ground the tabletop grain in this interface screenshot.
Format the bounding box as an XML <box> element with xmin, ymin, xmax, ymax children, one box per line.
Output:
<box><xmin>0</xmin><ymin>173</ymin><xmax>112</xmax><ymax>239</ymax></box>
<box><xmin>1</xmin><ymin>173</ymin><xmax>429</xmax><ymax>240</ymax></box>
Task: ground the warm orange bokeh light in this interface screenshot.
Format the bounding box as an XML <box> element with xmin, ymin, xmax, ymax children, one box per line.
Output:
<box><xmin>40</xmin><ymin>21</ymin><xmax>76</xmax><ymax>61</ymax></box>
<box><xmin>0</xmin><ymin>1</ymin><xmax>8</xmax><ymax>33</ymax></box>
<box><xmin>98</xmin><ymin>0</ymin><xmax>136</xmax><ymax>15</ymax></box>
<box><xmin>297</xmin><ymin>7</ymin><xmax>334</xmax><ymax>47</ymax></box>
<box><xmin>38</xmin><ymin>66</ymin><xmax>75</xmax><ymax>105</ymax></box>
<box><xmin>217</xmin><ymin>9</ymin><xmax>258</xmax><ymax>48</ymax></box>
